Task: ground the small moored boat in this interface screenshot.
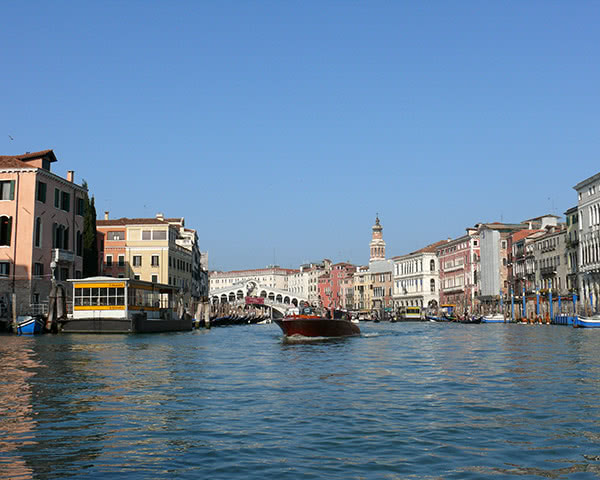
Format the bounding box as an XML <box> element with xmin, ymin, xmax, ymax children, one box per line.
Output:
<box><xmin>573</xmin><ymin>315</ymin><xmax>600</xmax><ymax>328</ymax></box>
<box><xmin>274</xmin><ymin>306</ymin><xmax>360</xmax><ymax>338</ymax></box>
<box><xmin>482</xmin><ymin>313</ymin><xmax>506</xmax><ymax>323</ymax></box>
<box><xmin>16</xmin><ymin>315</ymin><xmax>46</xmax><ymax>335</ymax></box>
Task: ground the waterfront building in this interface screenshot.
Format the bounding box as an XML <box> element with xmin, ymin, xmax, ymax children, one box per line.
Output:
<box><xmin>287</xmin><ymin>260</ymin><xmax>331</xmax><ymax>306</ymax></box>
<box><xmin>436</xmin><ymin>228</ymin><xmax>480</xmax><ymax>312</ymax></box>
<box><xmin>533</xmin><ymin>225</ymin><xmax>567</xmax><ymax>292</ymax></box>
<box><xmin>370</xmin><ymin>259</ymin><xmax>394</xmax><ymax>315</ymax></box>
<box><xmin>478</xmin><ymin>216</ymin><xmax>559</xmax><ymax>309</ymax></box>
<box><xmin>574</xmin><ymin>173</ymin><xmax>600</xmax><ymax>309</ymax></box>
<box><xmin>97</xmin><ymin>213</ymin><xmax>197</xmax><ymax>306</ymax></box>
<box><xmin>507</xmin><ymin>228</ymin><xmax>544</xmax><ymax>297</ymax></box>
<box><xmin>318</xmin><ymin>262</ymin><xmax>356</xmax><ymax>310</ymax></box>
<box><xmin>564</xmin><ymin>206</ymin><xmax>579</xmax><ymax>293</ymax></box>
<box><xmin>209</xmin><ymin>266</ymin><xmax>298</xmax><ymax>292</ymax></box>
<box><xmin>349</xmin><ymin>216</ymin><xmax>393</xmax><ymax>314</ymax></box>
<box><xmin>353</xmin><ymin>265</ymin><xmax>371</xmax><ymax>311</ymax></box>
<box><xmin>392</xmin><ymin>240</ymin><xmax>446</xmax><ymax>310</ymax></box>
<box><xmin>0</xmin><ymin>150</ymin><xmax>86</xmax><ymax>315</ymax></box>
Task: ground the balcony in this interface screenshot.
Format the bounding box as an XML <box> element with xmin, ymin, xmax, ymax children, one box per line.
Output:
<box><xmin>540</xmin><ymin>266</ymin><xmax>556</xmax><ymax>277</ymax></box>
<box><xmin>443</xmin><ymin>264</ymin><xmax>464</xmax><ymax>273</ymax></box>
<box><xmin>443</xmin><ymin>285</ymin><xmax>465</xmax><ymax>293</ymax></box>
<box><xmin>53</xmin><ymin>248</ymin><xmax>74</xmax><ymax>263</ymax></box>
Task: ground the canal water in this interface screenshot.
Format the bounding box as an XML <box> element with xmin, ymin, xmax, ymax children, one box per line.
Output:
<box><xmin>2</xmin><ymin>322</ymin><xmax>600</xmax><ymax>479</ymax></box>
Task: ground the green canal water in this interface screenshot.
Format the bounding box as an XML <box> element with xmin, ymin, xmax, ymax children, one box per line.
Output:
<box><xmin>2</xmin><ymin>322</ymin><xmax>600</xmax><ymax>479</ymax></box>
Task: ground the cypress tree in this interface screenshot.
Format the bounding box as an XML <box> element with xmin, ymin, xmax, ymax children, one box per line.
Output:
<box><xmin>82</xmin><ymin>181</ymin><xmax>99</xmax><ymax>277</ymax></box>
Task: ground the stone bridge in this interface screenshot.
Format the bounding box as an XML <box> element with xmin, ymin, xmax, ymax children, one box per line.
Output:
<box><xmin>209</xmin><ymin>280</ymin><xmax>309</xmax><ymax>315</ymax></box>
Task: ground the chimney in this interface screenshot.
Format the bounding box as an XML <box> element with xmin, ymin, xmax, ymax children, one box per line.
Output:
<box><xmin>67</xmin><ymin>170</ymin><xmax>74</xmax><ymax>182</ymax></box>
<box><xmin>156</xmin><ymin>212</ymin><xmax>164</xmax><ymax>220</ymax></box>
<box><xmin>104</xmin><ymin>211</ymin><xmax>109</xmax><ymax>220</ymax></box>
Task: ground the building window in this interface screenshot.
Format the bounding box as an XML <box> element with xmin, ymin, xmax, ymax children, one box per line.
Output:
<box><xmin>152</xmin><ymin>274</ymin><xmax>158</xmax><ymax>283</ymax></box>
<box><xmin>153</xmin><ymin>230</ymin><xmax>167</xmax><ymax>240</ymax></box>
<box><xmin>134</xmin><ymin>274</ymin><xmax>140</xmax><ymax>280</ymax></box>
<box><xmin>0</xmin><ymin>261</ymin><xmax>10</xmax><ymax>277</ymax></box>
<box><xmin>133</xmin><ymin>255</ymin><xmax>142</xmax><ymax>267</ymax></box>
<box><xmin>151</xmin><ymin>255</ymin><xmax>159</xmax><ymax>266</ymax></box>
<box><xmin>61</xmin><ymin>191</ymin><xmax>70</xmax><ymax>212</ymax></box>
<box><xmin>52</xmin><ymin>223</ymin><xmax>69</xmax><ymax>250</ymax></box>
<box><xmin>0</xmin><ymin>216</ymin><xmax>12</xmax><ymax>246</ymax></box>
<box><xmin>430</xmin><ymin>259</ymin><xmax>435</xmax><ymax>272</ymax></box>
<box><xmin>118</xmin><ymin>255</ymin><xmax>125</xmax><ymax>267</ymax></box>
<box><xmin>34</xmin><ymin>217</ymin><xmax>42</xmax><ymax>248</ymax></box>
<box><xmin>107</xmin><ymin>231</ymin><xmax>125</xmax><ymax>241</ymax></box>
<box><xmin>106</xmin><ymin>255</ymin><xmax>113</xmax><ymax>266</ymax></box>
<box><xmin>76</xmin><ymin>231</ymin><xmax>83</xmax><ymax>256</ymax></box>
<box><xmin>142</xmin><ymin>230</ymin><xmax>151</xmax><ymax>240</ymax></box>
<box><xmin>54</xmin><ymin>188</ymin><xmax>60</xmax><ymax>207</ymax></box>
<box><xmin>430</xmin><ymin>279</ymin><xmax>435</xmax><ymax>292</ymax></box>
<box><xmin>76</xmin><ymin>197</ymin><xmax>85</xmax><ymax>216</ymax></box>
<box><xmin>36</xmin><ymin>181</ymin><xmax>47</xmax><ymax>203</ymax></box>
<box><xmin>0</xmin><ymin>181</ymin><xmax>15</xmax><ymax>201</ymax></box>
<box><xmin>34</xmin><ymin>263</ymin><xmax>44</xmax><ymax>278</ymax></box>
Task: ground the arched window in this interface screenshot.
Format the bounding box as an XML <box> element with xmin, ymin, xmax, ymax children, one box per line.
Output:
<box><xmin>34</xmin><ymin>217</ymin><xmax>42</xmax><ymax>248</ymax></box>
<box><xmin>430</xmin><ymin>259</ymin><xmax>435</xmax><ymax>272</ymax></box>
<box><xmin>430</xmin><ymin>279</ymin><xmax>435</xmax><ymax>292</ymax></box>
<box><xmin>0</xmin><ymin>216</ymin><xmax>11</xmax><ymax>246</ymax></box>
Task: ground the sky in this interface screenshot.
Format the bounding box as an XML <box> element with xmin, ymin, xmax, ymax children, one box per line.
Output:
<box><xmin>2</xmin><ymin>1</ymin><xmax>599</xmax><ymax>271</ymax></box>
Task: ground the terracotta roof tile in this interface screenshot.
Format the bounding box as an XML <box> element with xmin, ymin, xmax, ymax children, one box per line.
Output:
<box><xmin>97</xmin><ymin>218</ymin><xmax>171</xmax><ymax>226</ymax></box>
<box><xmin>16</xmin><ymin>150</ymin><xmax>56</xmax><ymax>162</ymax></box>
<box><xmin>0</xmin><ymin>156</ymin><xmax>31</xmax><ymax>169</ymax></box>
<box><xmin>511</xmin><ymin>229</ymin><xmax>544</xmax><ymax>243</ymax></box>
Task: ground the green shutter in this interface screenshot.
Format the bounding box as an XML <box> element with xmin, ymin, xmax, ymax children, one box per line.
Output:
<box><xmin>6</xmin><ymin>217</ymin><xmax>11</xmax><ymax>246</ymax></box>
<box><xmin>9</xmin><ymin>181</ymin><xmax>15</xmax><ymax>200</ymax></box>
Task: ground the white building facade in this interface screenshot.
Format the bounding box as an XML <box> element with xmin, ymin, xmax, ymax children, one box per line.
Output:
<box><xmin>574</xmin><ymin>172</ymin><xmax>600</xmax><ymax>308</ymax></box>
<box><xmin>392</xmin><ymin>241</ymin><xmax>445</xmax><ymax>309</ymax></box>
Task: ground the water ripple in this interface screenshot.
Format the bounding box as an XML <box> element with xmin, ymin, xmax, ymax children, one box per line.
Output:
<box><xmin>2</xmin><ymin>324</ymin><xmax>600</xmax><ymax>478</ymax></box>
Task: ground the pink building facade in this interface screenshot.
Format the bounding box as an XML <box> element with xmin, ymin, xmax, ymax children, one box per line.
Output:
<box><xmin>318</xmin><ymin>262</ymin><xmax>356</xmax><ymax>310</ymax></box>
<box><xmin>436</xmin><ymin>229</ymin><xmax>480</xmax><ymax>312</ymax></box>
<box><xmin>0</xmin><ymin>150</ymin><xmax>86</xmax><ymax>316</ymax></box>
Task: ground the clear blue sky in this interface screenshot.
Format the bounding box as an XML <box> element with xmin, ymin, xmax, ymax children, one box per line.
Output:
<box><xmin>2</xmin><ymin>1</ymin><xmax>599</xmax><ymax>271</ymax></box>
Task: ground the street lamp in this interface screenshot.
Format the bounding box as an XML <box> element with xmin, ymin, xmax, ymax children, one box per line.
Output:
<box><xmin>50</xmin><ymin>260</ymin><xmax>57</xmax><ymax>286</ymax></box>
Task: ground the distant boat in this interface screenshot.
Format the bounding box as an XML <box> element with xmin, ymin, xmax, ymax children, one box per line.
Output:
<box><xmin>17</xmin><ymin>315</ymin><xmax>45</xmax><ymax>335</ymax></box>
<box><xmin>573</xmin><ymin>315</ymin><xmax>600</xmax><ymax>328</ymax></box>
<box><xmin>481</xmin><ymin>313</ymin><xmax>505</xmax><ymax>323</ymax></box>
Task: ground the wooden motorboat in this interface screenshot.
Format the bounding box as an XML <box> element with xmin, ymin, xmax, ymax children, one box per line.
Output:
<box><xmin>274</xmin><ymin>307</ymin><xmax>360</xmax><ymax>338</ymax></box>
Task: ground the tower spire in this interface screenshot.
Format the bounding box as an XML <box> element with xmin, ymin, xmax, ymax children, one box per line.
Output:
<box><xmin>369</xmin><ymin>215</ymin><xmax>386</xmax><ymax>262</ymax></box>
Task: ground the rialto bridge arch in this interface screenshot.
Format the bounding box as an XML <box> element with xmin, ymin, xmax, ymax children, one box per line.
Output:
<box><xmin>209</xmin><ymin>280</ymin><xmax>309</xmax><ymax>315</ymax></box>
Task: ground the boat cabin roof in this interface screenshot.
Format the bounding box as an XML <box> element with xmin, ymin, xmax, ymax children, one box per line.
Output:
<box><xmin>69</xmin><ymin>276</ymin><xmax>177</xmax><ymax>294</ymax></box>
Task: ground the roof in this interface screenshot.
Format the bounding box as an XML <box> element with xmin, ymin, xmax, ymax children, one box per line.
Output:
<box><xmin>0</xmin><ymin>149</ymin><xmax>57</xmax><ymax>169</ymax></box>
<box><xmin>97</xmin><ymin>218</ymin><xmax>174</xmax><ymax>227</ymax></box>
<box><xmin>511</xmin><ymin>229</ymin><xmax>544</xmax><ymax>244</ymax></box>
<box><xmin>574</xmin><ymin>172</ymin><xmax>600</xmax><ymax>192</ymax></box>
<box><xmin>16</xmin><ymin>150</ymin><xmax>57</xmax><ymax>162</ymax></box>
<box><xmin>391</xmin><ymin>239</ymin><xmax>448</xmax><ymax>260</ymax></box>
<box><xmin>0</xmin><ymin>156</ymin><xmax>30</xmax><ymax>169</ymax></box>
<box><xmin>415</xmin><ymin>239</ymin><xmax>449</xmax><ymax>254</ymax></box>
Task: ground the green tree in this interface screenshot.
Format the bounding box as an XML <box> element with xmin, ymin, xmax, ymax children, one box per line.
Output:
<box><xmin>82</xmin><ymin>181</ymin><xmax>99</xmax><ymax>277</ymax></box>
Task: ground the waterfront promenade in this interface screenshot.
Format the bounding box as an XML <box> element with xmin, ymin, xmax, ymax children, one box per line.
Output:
<box><xmin>2</xmin><ymin>322</ymin><xmax>600</xmax><ymax>479</ymax></box>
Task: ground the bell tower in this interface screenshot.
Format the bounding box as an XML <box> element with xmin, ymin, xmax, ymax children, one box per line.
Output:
<box><xmin>369</xmin><ymin>215</ymin><xmax>386</xmax><ymax>262</ymax></box>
